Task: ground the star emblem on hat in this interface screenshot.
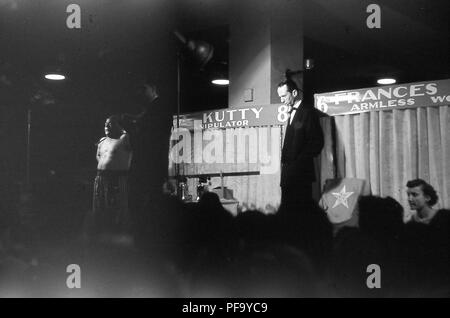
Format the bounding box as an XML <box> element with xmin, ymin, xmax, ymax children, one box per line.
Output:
<box><xmin>331</xmin><ymin>185</ymin><xmax>354</xmax><ymax>209</ymax></box>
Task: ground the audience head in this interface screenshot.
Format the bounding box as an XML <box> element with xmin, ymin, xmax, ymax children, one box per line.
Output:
<box><xmin>358</xmin><ymin>195</ymin><xmax>404</xmax><ymax>239</ymax></box>
<box><xmin>406</xmin><ymin>179</ymin><xmax>438</xmax><ymax>210</ymax></box>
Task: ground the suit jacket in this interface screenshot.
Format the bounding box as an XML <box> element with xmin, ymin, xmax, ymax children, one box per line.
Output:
<box><xmin>121</xmin><ymin>97</ymin><xmax>173</xmax><ymax>192</ymax></box>
<box><xmin>280</xmin><ymin>102</ymin><xmax>324</xmax><ymax>188</ymax></box>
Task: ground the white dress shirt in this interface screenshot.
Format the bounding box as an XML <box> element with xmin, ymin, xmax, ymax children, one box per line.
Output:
<box><xmin>289</xmin><ymin>99</ymin><xmax>302</xmax><ymax>125</ymax></box>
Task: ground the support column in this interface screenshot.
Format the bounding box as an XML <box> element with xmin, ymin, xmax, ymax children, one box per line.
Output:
<box><xmin>229</xmin><ymin>0</ymin><xmax>304</xmax><ymax>108</ymax></box>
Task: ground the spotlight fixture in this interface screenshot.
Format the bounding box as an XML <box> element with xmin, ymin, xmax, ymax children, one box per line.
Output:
<box><xmin>174</xmin><ymin>30</ymin><xmax>214</xmax><ymax>69</ymax></box>
<box><xmin>377</xmin><ymin>78</ymin><xmax>396</xmax><ymax>85</ymax></box>
<box><xmin>173</xmin><ymin>30</ymin><xmax>215</xmax><ymax>200</ymax></box>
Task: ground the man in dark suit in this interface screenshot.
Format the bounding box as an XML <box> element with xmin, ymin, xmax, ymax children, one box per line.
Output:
<box><xmin>277</xmin><ymin>78</ymin><xmax>324</xmax><ymax>214</ymax></box>
<box><xmin>120</xmin><ymin>82</ymin><xmax>174</xmax><ymax>246</ymax></box>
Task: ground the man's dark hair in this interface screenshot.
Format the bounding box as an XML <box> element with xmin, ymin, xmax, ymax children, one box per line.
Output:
<box><xmin>106</xmin><ymin>114</ymin><xmax>126</xmax><ymax>132</ymax></box>
<box><xmin>277</xmin><ymin>78</ymin><xmax>299</xmax><ymax>93</ymax></box>
<box><xmin>406</xmin><ymin>179</ymin><xmax>438</xmax><ymax>206</ymax></box>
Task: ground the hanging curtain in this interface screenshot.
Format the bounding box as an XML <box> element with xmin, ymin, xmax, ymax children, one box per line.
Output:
<box><xmin>319</xmin><ymin>105</ymin><xmax>450</xmax><ymax>220</ymax></box>
<box><xmin>170</xmin><ymin>125</ymin><xmax>283</xmax><ymax>213</ymax></box>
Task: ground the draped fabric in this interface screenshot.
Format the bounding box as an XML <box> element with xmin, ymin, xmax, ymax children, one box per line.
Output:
<box><xmin>319</xmin><ymin>105</ymin><xmax>450</xmax><ymax>221</ymax></box>
<box><xmin>169</xmin><ymin>126</ymin><xmax>283</xmax><ymax>213</ymax></box>
<box><xmin>88</xmin><ymin>172</ymin><xmax>130</xmax><ymax>233</ymax></box>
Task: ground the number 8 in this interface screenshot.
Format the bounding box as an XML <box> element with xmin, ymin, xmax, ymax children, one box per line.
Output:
<box><xmin>277</xmin><ymin>105</ymin><xmax>289</xmax><ymax>123</ymax></box>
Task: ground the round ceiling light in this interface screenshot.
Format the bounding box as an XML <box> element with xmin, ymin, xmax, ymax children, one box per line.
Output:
<box><xmin>45</xmin><ymin>74</ymin><xmax>66</xmax><ymax>80</ymax></box>
<box><xmin>211</xmin><ymin>79</ymin><xmax>229</xmax><ymax>86</ymax></box>
<box><xmin>377</xmin><ymin>78</ymin><xmax>396</xmax><ymax>85</ymax></box>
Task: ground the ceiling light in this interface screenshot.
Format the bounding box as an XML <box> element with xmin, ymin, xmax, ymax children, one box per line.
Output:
<box><xmin>377</xmin><ymin>78</ymin><xmax>396</xmax><ymax>85</ymax></box>
<box><xmin>45</xmin><ymin>74</ymin><xmax>65</xmax><ymax>80</ymax></box>
<box><xmin>211</xmin><ymin>79</ymin><xmax>229</xmax><ymax>86</ymax></box>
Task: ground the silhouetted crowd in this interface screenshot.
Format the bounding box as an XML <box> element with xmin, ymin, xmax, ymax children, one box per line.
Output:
<box><xmin>1</xmin><ymin>187</ymin><xmax>449</xmax><ymax>297</ymax></box>
<box><xmin>147</xmin><ymin>193</ymin><xmax>450</xmax><ymax>297</ymax></box>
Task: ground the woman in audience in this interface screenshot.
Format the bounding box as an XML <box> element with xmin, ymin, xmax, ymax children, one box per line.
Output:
<box><xmin>406</xmin><ymin>179</ymin><xmax>439</xmax><ymax>224</ymax></box>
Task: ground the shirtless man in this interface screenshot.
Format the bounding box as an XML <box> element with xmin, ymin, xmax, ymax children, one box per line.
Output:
<box><xmin>88</xmin><ymin>115</ymin><xmax>133</xmax><ymax>237</ymax></box>
<box><xmin>97</xmin><ymin>116</ymin><xmax>132</xmax><ymax>171</ymax></box>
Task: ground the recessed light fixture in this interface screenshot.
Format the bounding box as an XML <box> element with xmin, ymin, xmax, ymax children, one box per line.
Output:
<box><xmin>377</xmin><ymin>78</ymin><xmax>396</xmax><ymax>85</ymax></box>
<box><xmin>212</xmin><ymin>79</ymin><xmax>229</xmax><ymax>86</ymax></box>
<box><xmin>45</xmin><ymin>74</ymin><xmax>65</xmax><ymax>80</ymax></box>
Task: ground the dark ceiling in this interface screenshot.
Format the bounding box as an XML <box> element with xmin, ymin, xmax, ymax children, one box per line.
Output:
<box><xmin>176</xmin><ymin>0</ymin><xmax>449</xmax><ymax>104</ymax></box>
<box><xmin>2</xmin><ymin>0</ymin><xmax>448</xmax><ymax>111</ymax></box>
<box><xmin>303</xmin><ymin>0</ymin><xmax>449</xmax><ymax>93</ymax></box>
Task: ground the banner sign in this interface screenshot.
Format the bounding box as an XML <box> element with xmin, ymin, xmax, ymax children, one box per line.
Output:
<box><xmin>173</xmin><ymin>104</ymin><xmax>288</xmax><ymax>130</ymax></box>
<box><xmin>314</xmin><ymin>78</ymin><xmax>450</xmax><ymax>116</ymax></box>
<box><xmin>170</xmin><ymin>105</ymin><xmax>285</xmax><ymax>175</ymax></box>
